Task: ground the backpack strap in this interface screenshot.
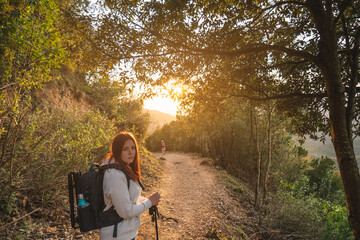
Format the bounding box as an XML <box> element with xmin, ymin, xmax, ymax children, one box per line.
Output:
<box><xmin>100</xmin><ymin>163</ymin><xmax>145</xmax><ymax>190</ymax></box>
<box><xmin>100</xmin><ymin>163</ymin><xmax>130</xmax><ymax>188</ymax></box>
<box><xmin>138</xmin><ymin>179</ymin><xmax>145</xmax><ymax>191</ymax></box>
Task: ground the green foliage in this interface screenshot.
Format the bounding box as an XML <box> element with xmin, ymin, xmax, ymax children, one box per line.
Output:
<box><xmin>145</xmin><ymin>117</ymin><xmax>196</xmax><ymax>153</ymax></box>
<box><xmin>265</xmin><ymin>186</ymin><xmax>324</xmax><ymax>238</ymax></box>
<box><xmin>265</xmin><ymin>157</ymin><xmax>351</xmax><ymax>239</ymax></box>
<box><xmin>114</xmin><ymin>97</ymin><xmax>150</xmax><ymax>141</ymax></box>
<box><xmin>279</xmin><ymin>156</ymin><xmax>346</xmax><ymax>205</ymax></box>
<box><xmin>321</xmin><ymin>204</ymin><xmax>353</xmax><ymax>240</ymax></box>
<box><xmin>305</xmin><ymin>157</ymin><xmax>344</xmax><ymax>204</ymax></box>
<box><xmin>1</xmin><ymin>0</ymin><xmax>66</xmax><ymax>124</ymax></box>
<box><xmin>271</xmin><ymin>140</ymin><xmax>307</xmax><ymax>186</ymax></box>
<box><xmin>0</xmin><ymin>108</ymin><xmax>116</xmax><ymax>213</ymax></box>
<box><xmin>297</xmin><ymin>146</ymin><xmax>308</xmax><ymax>157</ymax></box>
<box><xmin>265</xmin><ymin>182</ymin><xmax>353</xmax><ymax>239</ymax></box>
<box><xmin>59</xmin><ymin>72</ymin><xmax>150</xmax><ymax>140</ymax></box>
<box><xmin>0</xmin><ymin>189</ymin><xmax>17</xmax><ymax>215</ymax></box>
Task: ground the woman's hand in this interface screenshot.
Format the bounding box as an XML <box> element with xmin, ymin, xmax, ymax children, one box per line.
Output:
<box><xmin>148</xmin><ymin>192</ymin><xmax>161</xmax><ymax>206</ymax></box>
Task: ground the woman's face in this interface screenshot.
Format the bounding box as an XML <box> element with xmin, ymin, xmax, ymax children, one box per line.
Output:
<box><xmin>121</xmin><ymin>139</ymin><xmax>136</xmax><ymax>165</ymax></box>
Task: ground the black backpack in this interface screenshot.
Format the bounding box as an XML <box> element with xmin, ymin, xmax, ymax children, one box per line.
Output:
<box><xmin>67</xmin><ymin>163</ymin><xmax>144</xmax><ymax>237</ymax></box>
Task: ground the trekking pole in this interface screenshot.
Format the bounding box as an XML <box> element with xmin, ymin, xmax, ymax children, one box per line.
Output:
<box><xmin>149</xmin><ymin>206</ymin><xmax>159</xmax><ymax>240</ymax></box>
<box><xmin>68</xmin><ymin>172</ymin><xmax>76</xmax><ymax>229</ymax></box>
<box><xmin>155</xmin><ymin>206</ymin><xmax>159</xmax><ymax>240</ymax></box>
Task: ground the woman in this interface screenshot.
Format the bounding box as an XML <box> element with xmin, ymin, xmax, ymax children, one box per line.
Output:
<box><xmin>100</xmin><ymin>132</ymin><xmax>161</xmax><ymax>240</ymax></box>
<box><xmin>161</xmin><ymin>140</ymin><xmax>166</xmax><ymax>154</ymax></box>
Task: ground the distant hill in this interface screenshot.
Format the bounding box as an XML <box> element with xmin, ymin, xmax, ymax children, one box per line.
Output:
<box><xmin>302</xmin><ymin>136</ymin><xmax>360</xmax><ymax>167</ymax></box>
<box><xmin>144</xmin><ymin>109</ymin><xmax>176</xmax><ymax>133</ymax></box>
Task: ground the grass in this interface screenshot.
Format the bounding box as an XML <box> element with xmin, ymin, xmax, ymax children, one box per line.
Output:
<box><xmin>217</xmin><ymin>170</ymin><xmax>246</xmax><ymax>196</ymax></box>
<box><xmin>206</xmin><ymin>227</ymin><xmax>229</xmax><ymax>240</ymax></box>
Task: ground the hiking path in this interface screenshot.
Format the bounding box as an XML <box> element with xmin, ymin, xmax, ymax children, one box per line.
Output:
<box><xmin>137</xmin><ymin>152</ymin><xmax>262</xmax><ymax>240</ymax></box>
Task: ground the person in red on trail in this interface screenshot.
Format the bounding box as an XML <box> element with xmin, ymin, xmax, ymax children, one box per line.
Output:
<box><xmin>161</xmin><ymin>140</ymin><xmax>166</xmax><ymax>154</ymax></box>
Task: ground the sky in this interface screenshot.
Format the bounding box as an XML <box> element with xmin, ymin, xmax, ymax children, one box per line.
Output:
<box><xmin>143</xmin><ymin>95</ymin><xmax>180</xmax><ymax>116</ymax></box>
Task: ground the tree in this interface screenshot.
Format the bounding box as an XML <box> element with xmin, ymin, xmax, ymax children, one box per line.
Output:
<box><xmin>77</xmin><ymin>1</ymin><xmax>360</xmax><ymax>237</ymax></box>
<box><xmin>0</xmin><ymin>0</ymin><xmax>66</xmax><ymax>122</ymax></box>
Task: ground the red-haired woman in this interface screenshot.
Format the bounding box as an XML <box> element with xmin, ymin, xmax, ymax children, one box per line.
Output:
<box><xmin>100</xmin><ymin>132</ymin><xmax>161</xmax><ymax>240</ymax></box>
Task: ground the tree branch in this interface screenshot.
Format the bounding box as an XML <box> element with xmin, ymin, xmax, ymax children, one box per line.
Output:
<box><xmin>0</xmin><ymin>208</ymin><xmax>41</xmax><ymax>230</ymax></box>
<box><xmin>0</xmin><ymin>82</ymin><xmax>19</xmax><ymax>91</ymax></box>
<box><xmin>253</xmin><ymin>1</ymin><xmax>306</xmax><ymax>22</ymax></box>
<box><xmin>226</xmin><ymin>86</ymin><xmax>360</xmax><ymax>102</ymax></box>
<box><xmin>228</xmin><ymin>92</ymin><xmax>327</xmax><ymax>102</ymax></box>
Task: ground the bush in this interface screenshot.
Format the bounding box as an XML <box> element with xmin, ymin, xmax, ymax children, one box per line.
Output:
<box><xmin>305</xmin><ymin>157</ymin><xmax>344</xmax><ymax>205</ymax></box>
<box><xmin>0</xmin><ymin>109</ymin><xmax>116</xmax><ymax>216</ymax></box>
<box><xmin>321</xmin><ymin>204</ymin><xmax>353</xmax><ymax>240</ymax></box>
<box><xmin>264</xmin><ymin>180</ymin><xmax>353</xmax><ymax>239</ymax></box>
<box><xmin>264</xmin><ymin>184</ymin><xmax>323</xmax><ymax>238</ymax></box>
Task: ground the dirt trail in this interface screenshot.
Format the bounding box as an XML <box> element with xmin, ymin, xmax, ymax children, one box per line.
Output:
<box><xmin>137</xmin><ymin>152</ymin><xmax>261</xmax><ymax>240</ymax></box>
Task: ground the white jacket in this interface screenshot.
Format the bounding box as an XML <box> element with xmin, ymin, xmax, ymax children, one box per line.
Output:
<box><xmin>100</xmin><ymin>159</ymin><xmax>152</xmax><ymax>240</ymax></box>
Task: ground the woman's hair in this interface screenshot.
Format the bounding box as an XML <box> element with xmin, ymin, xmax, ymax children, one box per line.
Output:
<box><xmin>101</xmin><ymin>132</ymin><xmax>141</xmax><ymax>181</ymax></box>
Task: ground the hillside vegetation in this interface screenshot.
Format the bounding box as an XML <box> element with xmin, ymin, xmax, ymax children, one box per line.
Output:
<box><xmin>0</xmin><ymin>65</ymin><xmax>155</xmax><ymax>238</ymax></box>
<box><xmin>1</xmin><ymin>1</ymin><xmax>360</xmax><ymax>239</ymax></box>
<box><xmin>0</xmin><ymin>2</ymin><xmax>151</xmax><ymax>237</ymax></box>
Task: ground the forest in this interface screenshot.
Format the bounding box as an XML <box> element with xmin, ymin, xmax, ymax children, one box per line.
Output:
<box><xmin>0</xmin><ymin>0</ymin><xmax>359</xmax><ymax>239</ymax></box>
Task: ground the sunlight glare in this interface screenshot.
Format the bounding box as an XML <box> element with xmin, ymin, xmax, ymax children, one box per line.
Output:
<box><xmin>143</xmin><ymin>96</ymin><xmax>180</xmax><ymax>116</ymax></box>
<box><xmin>142</xmin><ymin>80</ymin><xmax>186</xmax><ymax>116</ymax></box>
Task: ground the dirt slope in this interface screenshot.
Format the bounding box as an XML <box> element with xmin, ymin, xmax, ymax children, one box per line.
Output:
<box><xmin>137</xmin><ymin>152</ymin><xmax>265</xmax><ymax>240</ymax></box>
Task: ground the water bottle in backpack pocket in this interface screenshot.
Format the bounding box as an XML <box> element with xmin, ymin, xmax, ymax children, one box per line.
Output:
<box><xmin>77</xmin><ymin>193</ymin><xmax>95</xmax><ymax>232</ymax></box>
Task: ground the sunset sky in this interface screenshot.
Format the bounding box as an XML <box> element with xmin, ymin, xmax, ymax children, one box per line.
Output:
<box><xmin>143</xmin><ymin>95</ymin><xmax>179</xmax><ymax>116</ymax></box>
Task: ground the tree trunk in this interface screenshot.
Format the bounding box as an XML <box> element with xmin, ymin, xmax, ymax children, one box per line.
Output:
<box><xmin>263</xmin><ymin>104</ymin><xmax>273</xmax><ymax>203</ymax></box>
<box><xmin>228</xmin><ymin>129</ymin><xmax>234</xmax><ymax>171</ymax></box>
<box><xmin>312</xmin><ymin>3</ymin><xmax>360</xmax><ymax>236</ymax></box>
<box><xmin>324</xmin><ymin>64</ymin><xmax>360</xmax><ymax>239</ymax></box>
<box><xmin>255</xmin><ymin>122</ymin><xmax>261</xmax><ymax>208</ymax></box>
<box><xmin>326</xmin><ymin>69</ymin><xmax>360</xmax><ymax>239</ymax></box>
<box><xmin>186</xmin><ymin>137</ymin><xmax>189</xmax><ymax>153</ymax></box>
<box><xmin>219</xmin><ymin>137</ymin><xmax>226</xmax><ymax>169</ymax></box>
<box><xmin>250</xmin><ymin>105</ymin><xmax>261</xmax><ymax>207</ymax></box>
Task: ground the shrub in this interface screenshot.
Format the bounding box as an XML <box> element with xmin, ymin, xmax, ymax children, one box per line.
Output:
<box><xmin>320</xmin><ymin>204</ymin><xmax>353</xmax><ymax>240</ymax></box>
<box><xmin>264</xmin><ymin>180</ymin><xmax>353</xmax><ymax>239</ymax></box>
<box><xmin>0</xmin><ymin>108</ymin><xmax>116</xmax><ymax>216</ymax></box>
<box><xmin>304</xmin><ymin>157</ymin><xmax>344</xmax><ymax>205</ymax></box>
<box><xmin>264</xmin><ymin>184</ymin><xmax>323</xmax><ymax>238</ymax></box>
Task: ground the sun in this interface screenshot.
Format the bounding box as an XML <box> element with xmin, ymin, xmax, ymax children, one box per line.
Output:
<box><xmin>143</xmin><ymin>81</ymin><xmax>185</xmax><ymax>116</ymax></box>
<box><xmin>169</xmin><ymin>84</ymin><xmax>184</xmax><ymax>99</ymax></box>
